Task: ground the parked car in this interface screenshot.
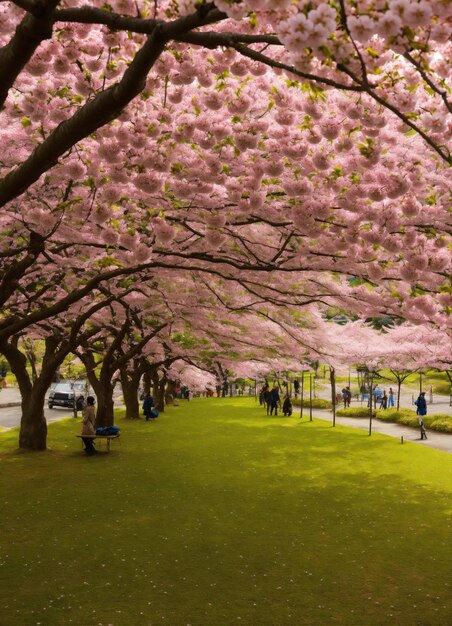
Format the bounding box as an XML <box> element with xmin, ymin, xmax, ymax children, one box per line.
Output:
<box><xmin>48</xmin><ymin>381</ymin><xmax>87</xmax><ymax>409</ymax></box>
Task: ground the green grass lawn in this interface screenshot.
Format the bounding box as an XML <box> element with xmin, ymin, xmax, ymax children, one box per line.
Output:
<box><xmin>1</xmin><ymin>398</ymin><xmax>451</xmax><ymax>626</ymax></box>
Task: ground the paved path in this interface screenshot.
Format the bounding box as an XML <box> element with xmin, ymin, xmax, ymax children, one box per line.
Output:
<box><xmin>311</xmin><ymin>408</ymin><xmax>452</xmax><ymax>454</ymax></box>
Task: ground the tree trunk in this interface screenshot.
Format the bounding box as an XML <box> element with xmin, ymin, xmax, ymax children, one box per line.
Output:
<box><xmin>165</xmin><ymin>379</ymin><xmax>176</xmax><ymax>405</ymax></box>
<box><xmin>151</xmin><ymin>369</ymin><xmax>166</xmax><ymax>412</ymax></box>
<box><xmin>80</xmin><ymin>352</ymin><xmax>115</xmax><ymax>427</ymax></box>
<box><xmin>157</xmin><ymin>377</ymin><xmax>166</xmax><ymax>412</ymax></box>
<box><xmin>94</xmin><ymin>382</ymin><xmax>115</xmax><ymax>428</ymax></box>
<box><xmin>397</xmin><ymin>380</ymin><xmax>402</xmax><ymax>411</ymax></box>
<box><xmin>142</xmin><ymin>369</ymin><xmax>152</xmax><ymax>395</ymax></box>
<box><xmin>1</xmin><ymin>339</ymin><xmax>56</xmax><ymax>450</ymax></box>
<box><xmin>19</xmin><ymin>386</ymin><xmax>48</xmax><ymax>450</ymax></box>
<box><xmin>150</xmin><ymin>369</ymin><xmax>166</xmax><ymax>412</ymax></box>
<box><xmin>121</xmin><ymin>370</ymin><xmax>141</xmax><ymax>419</ymax></box>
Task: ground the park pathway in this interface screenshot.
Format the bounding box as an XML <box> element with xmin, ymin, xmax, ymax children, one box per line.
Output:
<box><xmin>310</xmin><ymin>408</ymin><xmax>452</xmax><ymax>454</ymax></box>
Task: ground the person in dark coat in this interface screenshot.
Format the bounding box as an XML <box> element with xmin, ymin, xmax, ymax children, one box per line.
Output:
<box><xmin>345</xmin><ymin>386</ymin><xmax>352</xmax><ymax>407</ymax></box>
<box><xmin>341</xmin><ymin>388</ymin><xmax>348</xmax><ymax>409</ymax></box>
<box><xmin>415</xmin><ymin>392</ymin><xmax>427</xmax><ymax>439</ymax></box>
<box><xmin>282</xmin><ymin>395</ymin><xmax>292</xmax><ymax>416</ymax></box>
<box><xmin>76</xmin><ymin>395</ymin><xmax>85</xmax><ymax>411</ymax></box>
<box><xmin>293</xmin><ymin>379</ymin><xmax>300</xmax><ymax>398</ymax></box>
<box><xmin>269</xmin><ymin>386</ymin><xmax>280</xmax><ymax>416</ymax></box>
<box><xmin>142</xmin><ymin>392</ymin><xmax>156</xmax><ymax>421</ymax></box>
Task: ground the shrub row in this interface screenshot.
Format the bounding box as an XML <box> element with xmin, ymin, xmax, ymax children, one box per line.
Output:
<box><xmin>292</xmin><ymin>398</ymin><xmax>332</xmax><ymax>410</ymax></box>
<box><xmin>432</xmin><ymin>382</ymin><xmax>451</xmax><ymax>395</ymax></box>
<box><xmin>336</xmin><ymin>407</ymin><xmax>376</xmax><ymax>418</ymax></box>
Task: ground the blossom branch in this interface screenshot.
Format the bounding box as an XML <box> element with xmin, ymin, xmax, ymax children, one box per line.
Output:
<box><xmin>403</xmin><ymin>50</ymin><xmax>452</xmax><ymax>114</ymax></box>
<box><xmin>0</xmin><ymin>0</ymin><xmax>60</xmax><ymax>109</ymax></box>
<box><xmin>336</xmin><ymin>61</ymin><xmax>451</xmax><ymax>164</ymax></box>
<box><xmin>175</xmin><ymin>33</ymin><xmax>367</xmax><ymax>93</ymax></box>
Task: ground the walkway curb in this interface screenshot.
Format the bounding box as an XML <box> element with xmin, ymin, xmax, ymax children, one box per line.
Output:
<box><xmin>0</xmin><ymin>402</ymin><xmax>21</xmax><ymax>408</ymax></box>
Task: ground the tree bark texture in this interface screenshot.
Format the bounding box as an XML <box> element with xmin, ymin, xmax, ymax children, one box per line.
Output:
<box><xmin>151</xmin><ymin>369</ymin><xmax>166</xmax><ymax>412</ymax></box>
<box><xmin>19</xmin><ymin>387</ymin><xmax>48</xmax><ymax>450</ymax></box>
<box><xmin>120</xmin><ymin>368</ymin><xmax>141</xmax><ymax>419</ymax></box>
<box><xmin>165</xmin><ymin>379</ymin><xmax>176</xmax><ymax>405</ymax></box>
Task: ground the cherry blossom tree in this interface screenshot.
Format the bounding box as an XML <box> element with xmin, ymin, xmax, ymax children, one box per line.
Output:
<box><xmin>0</xmin><ymin>1</ymin><xmax>451</xmax><ymax>453</ymax></box>
<box><xmin>0</xmin><ymin>294</ymin><xmax>122</xmax><ymax>449</ymax></box>
<box><xmin>0</xmin><ymin>0</ymin><xmax>450</xmax><ymax>328</ymax></box>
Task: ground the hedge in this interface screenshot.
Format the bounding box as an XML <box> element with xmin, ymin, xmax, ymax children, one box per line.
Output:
<box><xmin>432</xmin><ymin>382</ymin><xmax>451</xmax><ymax>395</ymax></box>
<box><xmin>336</xmin><ymin>407</ymin><xmax>452</xmax><ymax>434</ymax></box>
<box><xmin>376</xmin><ymin>409</ymin><xmax>452</xmax><ymax>434</ymax></box>
<box><xmin>336</xmin><ymin>407</ymin><xmax>376</xmax><ymax>418</ymax></box>
<box><xmin>292</xmin><ymin>398</ymin><xmax>332</xmax><ymax>409</ymax></box>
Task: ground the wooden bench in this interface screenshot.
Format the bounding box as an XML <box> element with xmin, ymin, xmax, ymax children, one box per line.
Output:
<box><xmin>76</xmin><ymin>434</ymin><xmax>120</xmax><ymax>452</ymax></box>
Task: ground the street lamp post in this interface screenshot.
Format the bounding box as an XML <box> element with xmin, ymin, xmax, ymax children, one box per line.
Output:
<box><xmin>309</xmin><ymin>373</ymin><xmax>313</xmax><ymax>422</ymax></box>
<box><xmin>300</xmin><ymin>370</ymin><xmax>305</xmax><ymax>419</ymax></box>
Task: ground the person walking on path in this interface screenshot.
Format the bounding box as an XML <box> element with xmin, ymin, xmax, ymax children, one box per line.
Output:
<box><xmin>345</xmin><ymin>386</ymin><xmax>352</xmax><ymax>407</ymax></box>
<box><xmin>81</xmin><ymin>396</ymin><xmax>96</xmax><ymax>455</ymax></box>
<box><xmin>415</xmin><ymin>391</ymin><xmax>428</xmax><ymax>440</ymax></box>
<box><xmin>341</xmin><ymin>387</ymin><xmax>348</xmax><ymax>409</ymax></box>
<box><xmin>388</xmin><ymin>387</ymin><xmax>395</xmax><ymax>407</ymax></box>
<box><xmin>380</xmin><ymin>390</ymin><xmax>388</xmax><ymax>410</ymax></box>
<box><xmin>293</xmin><ymin>379</ymin><xmax>300</xmax><ymax>398</ymax></box>
<box><xmin>142</xmin><ymin>392</ymin><xmax>156</xmax><ymax>421</ymax></box>
<box><xmin>269</xmin><ymin>386</ymin><xmax>281</xmax><ymax>416</ymax></box>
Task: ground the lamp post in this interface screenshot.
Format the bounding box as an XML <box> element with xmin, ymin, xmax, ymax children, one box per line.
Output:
<box><xmin>300</xmin><ymin>370</ymin><xmax>305</xmax><ymax>419</ymax></box>
<box><xmin>309</xmin><ymin>373</ymin><xmax>313</xmax><ymax>422</ymax></box>
<box><xmin>367</xmin><ymin>367</ymin><xmax>379</xmax><ymax>436</ymax></box>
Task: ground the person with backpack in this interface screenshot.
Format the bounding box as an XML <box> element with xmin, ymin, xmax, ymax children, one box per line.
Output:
<box><xmin>345</xmin><ymin>386</ymin><xmax>352</xmax><ymax>407</ymax></box>
<box><xmin>142</xmin><ymin>392</ymin><xmax>157</xmax><ymax>421</ymax></box>
<box><xmin>415</xmin><ymin>392</ymin><xmax>428</xmax><ymax>440</ymax></box>
<box><xmin>269</xmin><ymin>386</ymin><xmax>281</xmax><ymax>416</ymax></box>
<box><xmin>282</xmin><ymin>395</ymin><xmax>293</xmax><ymax>416</ymax></box>
<box><xmin>260</xmin><ymin>382</ymin><xmax>269</xmax><ymax>408</ymax></box>
<box><xmin>341</xmin><ymin>387</ymin><xmax>348</xmax><ymax>409</ymax></box>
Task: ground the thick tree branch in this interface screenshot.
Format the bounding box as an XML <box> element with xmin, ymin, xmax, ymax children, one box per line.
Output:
<box><xmin>0</xmin><ymin>27</ymin><xmax>164</xmax><ymax>208</ymax></box>
<box><xmin>0</xmin><ymin>3</ymin><xmax>227</xmax><ymax>208</ymax></box>
<box><xmin>0</xmin><ymin>0</ymin><xmax>60</xmax><ymax>109</ymax></box>
<box><xmin>54</xmin><ymin>6</ymin><xmax>158</xmax><ymax>33</ymax></box>
<box><xmin>0</xmin><ymin>231</ymin><xmax>45</xmax><ymax>307</ymax></box>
